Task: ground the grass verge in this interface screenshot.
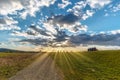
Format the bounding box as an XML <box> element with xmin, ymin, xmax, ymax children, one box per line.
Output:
<box><xmin>0</xmin><ymin>52</ymin><xmax>39</xmax><ymax>80</ymax></box>
<box><xmin>50</xmin><ymin>50</ymin><xmax>120</xmax><ymax>80</ymax></box>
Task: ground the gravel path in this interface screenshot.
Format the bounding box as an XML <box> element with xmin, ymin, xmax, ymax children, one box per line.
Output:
<box><xmin>9</xmin><ymin>53</ymin><xmax>64</xmax><ymax>80</ymax></box>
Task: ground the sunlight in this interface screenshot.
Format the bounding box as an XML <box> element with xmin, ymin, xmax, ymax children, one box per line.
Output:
<box><xmin>40</xmin><ymin>47</ymin><xmax>87</xmax><ymax>52</ymax></box>
<box><xmin>50</xmin><ymin>50</ymin><xmax>93</xmax><ymax>79</ymax></box>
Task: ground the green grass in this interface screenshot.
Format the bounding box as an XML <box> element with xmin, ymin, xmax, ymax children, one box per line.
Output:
<box><xmin>0</xmin><ymin>52</ymin><xmax>38</xmax><ymax>80</ymax></box>
<box><xmin>50</xmin><ymin>50</ymin><xmax>120</xmax><ymax>80</ymax></box>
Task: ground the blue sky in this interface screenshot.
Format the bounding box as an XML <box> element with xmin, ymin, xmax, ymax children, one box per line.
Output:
<box><xmin>0</xmin><ymin>0</ymin><xmax>120</xmax><ymax>50</ymax></box>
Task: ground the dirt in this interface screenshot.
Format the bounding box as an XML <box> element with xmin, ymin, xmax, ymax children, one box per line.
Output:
<box><xmin>9</xmin><ymin>53</ymin><xmax>64</xmax><ymax>80</ymax></box>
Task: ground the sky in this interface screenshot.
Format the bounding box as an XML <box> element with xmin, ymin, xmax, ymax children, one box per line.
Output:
<box><xmin>0</xmin><ymin>0</ymin><xmax>120</xmax><ymax>50</ymax></box>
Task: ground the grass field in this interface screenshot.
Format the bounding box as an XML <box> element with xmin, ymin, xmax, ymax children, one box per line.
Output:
<box><xmin>1</xmin><ymin>50</ymin><xmax>120</xmax><ymax>80</ymax></box>
<box><xmin>0</xmin><ymin>52</ymin><xmax>38</xmax><ymax>80</ymax></box>
<box><xmin>50</xmin><ymin>50</ymin><xmax>120</xmax><ymax>80</ymax></box>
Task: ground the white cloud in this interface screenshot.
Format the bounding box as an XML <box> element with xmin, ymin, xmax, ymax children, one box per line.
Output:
<box><xmin>11</xmin><ymin>31</ymin><xmax>29</xmax><ymax>37</ymax></box>
<box><xmin>104</xmin><ymin>3</ymin><xmax>120</xmax><ymax>16</ymax></box>
<box><xmin>0</xmin><ymin>41</ymin><xmax>36</xmax><ymax>51</ymax></box>
<box><xmin>112</xmin><ymin>4</ymin><xmax>120</xmax><ymax>12</ymax></box>
<box><xmin>86</xmin><ymin>0</ymin><xmax>111</xmax><ymax>9</ymax></box>
<box><xmin>0</xmin><ymin>0</ymin><xmax>56</xmax><ymax>19</ymax></box>
<box><xmin>0</xmin><ymin>0</ymin><xmax>23</xmax><ymax>15</ymax></box>
<box><xmin>43</xmin><ymin>22</ymin><xmax>57</xmax><ymax>35</ymax></box>
<box><xmin>104</xmin><ymin>13</ymin><xmax>109</xmax><ymax>16</ymax></box>
<box><xmin>0</xmin><ymin>17</ymin><xmax>20</xmax><ymax>30</ymax></box>
<box><xmin>82</xmin><ymin>10</ymin><xmax>94</xmax><ymax>20</ymax></box>
<box><xmin>58</xmin><ymin>0</ymin><xmax>72</xmax><ymax>9</ymax></box>
<box><xmin>20</xmin><ymin>0</ymin><xmax>56</xmax><ymax>19</ymax></box>
<box><xmin>0</xmin><ymin>25</ymin><xmax>20</xmax><ymax>30</ymax></box>
<box><xmin>67</xmin><ymin>1</ymin><xmax>86</xmax><ymax>16</ymax></box>
<box><xmin>67</xmin><ymin>0</ymin><xmax>111</xmax><ymax>20</ymax></box>
<box><xmin>108</xmin><ymin>30</ymin><xmax>120</xmax><ymax>35</ymax></box>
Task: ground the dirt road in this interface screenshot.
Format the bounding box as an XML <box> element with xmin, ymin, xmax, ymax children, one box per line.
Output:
<box><xmin>9</xmin><ymin>53</ymin><xmax>64</xmax><ymax>80</ymax></box>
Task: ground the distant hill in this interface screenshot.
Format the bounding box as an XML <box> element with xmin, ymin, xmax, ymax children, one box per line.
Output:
<box><xmin>0</xmin><ymin>48</ymin><xmax>38</xmax><ymax>53</ymax></box>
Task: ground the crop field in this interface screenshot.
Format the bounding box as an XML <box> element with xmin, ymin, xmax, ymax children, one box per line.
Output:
<box><xmin>50</xmin><ymin>50</ymin><xmax>120</xmax><ymax>80</ymax></box>
<box><xmin>0</xmin><ymin>52</ymin><xmax>38</xmax><ymax>80</ymax></box>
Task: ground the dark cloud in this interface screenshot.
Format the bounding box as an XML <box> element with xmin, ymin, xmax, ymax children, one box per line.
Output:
<box><xmin>53</xmin><ymin>28</ymin><xmax>69</xmax><ymax>42</ymax></box>
<box><xmin>0</xmin><ymin>19</ymin><xmax>6</xmax><ymax>24</ymax></box>
<box><xmin>20</xmin><ymin>38</ymin><xmax>49</xmax><ymax>46</ymax></box>
<box><xmin>47</xmin><ymin>13</ymin><xmax>79</xmax><ymax>25</ymax></box>
<box><xmin>28</xmin><ymin>25</ymin><xmax>50</xmax><ymax>36</ymax></box>
<box><xmin>19</xmin><ymin>27</ymin><xmax>70</xmax><ymax>46</ymax></box>
<box><xmin>70</xmin><ymin>33</ymin><xmax>120</xmax><ymax>46</ymax></box>
<box><xmin>17</xmin><ymin>25</ymin><xmax>120</xmax><ymax>47</ymax></box>
<box><xmin>26</xmin><ymin>31</ymin><xmax>37</xmax><ymax>36</ymax></box>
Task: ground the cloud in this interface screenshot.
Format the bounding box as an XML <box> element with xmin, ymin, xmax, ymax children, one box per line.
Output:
<box><xmin>106</xmin><ymin>2</ymin><xmax>120</xmax><ymax>16</ymax></box>
<box><xmin>22</xmin><ymin>30</ymin><xmax>120</xmax><ymax>46</ymax></box>
<box><xmin>67</xmin><ymin>1</ymin><xmax>86</xmax><ymax>16</ymax></box>
<box><xmin>46</xmin><ymin>13</ymin><xmax>87</xmax><ymax>33</ymax></box>
<box><xmin>86</xmin><ymin>0</ymin><xmax>111</xmax><ymax>9</ymax></box>
<box><xmin>11</xmin><ymin>31</ymin><xmax>29</xmax><ymax>38</ymax></box>
<box><xmin>58</xmin><ymin>0</ymin><xmax>72</xmax><ymax>9</ymax></box>
<box><xmin>104</xmin><ymin>2</ymin><xmax>120</xmax><ymax>16</ymax></box>
<box><xmin>70</xmin><ymin>32</ymin><xmax>120</xmax><ymax>46</ymax></box>
<box><xmin>0</xmin><ymin>17</ymin><xmax>18</xmax><ymax>25</ymax></box>
<box><xmin>82</xmin><ymin>10</ymin><xmax>94</xmax><ymax>20</ymax></box>
<box><xmin>11</xmin><ymin>24</ymin><xmax>69</xmax><ymax>46</ymax></box>
<box><xmin>0</xmin><ymin>17</ymin><xmax>20</xmax><ymax>30</ymax></box>
<box><xmin>67</xmin><ymin>0</ymin><xmax>111</xmax><ymax>20</ymax></box>
<box><xmin>13</xmin><ymin>12</ymin><xmax>88</xmax><ymax>46</ymax></box>
<box><xmin>108</xmin><ymin>30</ymin><xmax>120</xmax><ymax>34</ymax></box>
<box><xmin>0</xmin><ymin>19</ymin><xmax>6</xmax><ymax>24</ymax></box>
<box><xmin>0</xmin><ymin>0</ymin><xmax>23</xmax><ymax>15</ymax></box>
<box><xmin>28</xmin><ymin>25</ymin><xmax>50</xmax><ymax>36</ymax></box>
<box><xmin>0</xmin><ymin>0</ymin><xmax>56</xmax><ymax>19</ymax></box>
<box><xmin>112</xmin><ymin>4</ymin><xmax>120</xmax><ymax>12</ymax></box>
<box><xmin>53</xmin><ymin>29</ymin><xmax>69</xmax><ymax>42</ymax></box>
<box><xmin>47</xmin><ymin>13</ymin><xmax>79</xmax><ymax>25</ymax></box>
<box><xmin>1</xmin><ymin>0</ymin><xmax>117</xmax><ymax>47</ymax></box>
<box><xmin>20</xmin><ymin>38</ymin><xmax>49</xmax><ymax>46</ymax></box>
<box><xmin>20</xmin><ymin>0</ymin><xmax>56</xmax><ymax>19</ymax></box>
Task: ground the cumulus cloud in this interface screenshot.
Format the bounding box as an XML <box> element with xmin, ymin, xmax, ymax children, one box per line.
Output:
<box><xmin>67</xmin><ymin>1</ymin><xmax>86</xmax><ymax>16</ymax></box>
<box><xmin>58</xmin><ymin>0</ymin><xmax>72</xmax><ymax>9</ymax></box>
<box><xmin>53</xmin><ymin>29</ymin><xmax>69</xmax><ymax>42</ymax></box>
<box><xmin>67</xmin><ymin>0</ymin><xmax>111</xmax><ymax>20</ymax></box>
<box><xmin>104</xmin><ymin>2</ymin><xmax>120</xmax><ymax>16</ymax></box>
<box><xmin>20</xmin><ymin>31</ymin><xmax>120</xmax><ymax>46</ymax></box>
<box><xmin>0</xmin><ymin>19</ymin><xmax>6</xmax><ymax>24</ymax></box>
<box><xmin>82</xmin><ymin>10</ymin><xmax>94</xmax><ymax>20</ymax></box>
<box><xmin>11</xmin><ymin>31</ymin><xmax>29</xmax><ymax>38</ymax></box>
<box><xmin>47</xmin><ymin>13</ymin><xmax>79</xmax><ymax>25</ymax></box>
<box><xmin>47</xmin><ymin>13</ymin><xmax>87</xmax><ymax>33</ymax></box>
<box><xmin>11</xmin><ymin>26</ymin><xmax>54</xmax><ymax>40</ymax></box>
<box><xmin>1</xmin><ymin>0</ymin><xmax>117</xmax><ymax>47</ymax></box>
<box><xmin>108</xmin><ymin>30</ymin><xmax>120</xmax><ymax>34</ymax></box>
<box><xmin>0</xmin><ymin>0</ymin><xmax>56</xmax><ymax>19</ymax></box>
<box><xmin>28</xmin><ymin>25</ymin><xmax>50</xmax><ymax>36</ymax></box>
<box><xmin>106</xmin><ymin>2</ymin><xmax>120</xmax><ymax>16</ymax></box>
<box><xmin>0</xmin><ymin>17</ymin><xmax>20</xmax><ymax>30</ymax></box>
<box><xmin>70</xmin><ymin>32</ymin><xmax>120</xmax><ymax>46</ymax></box>
<box><xmin>11</xmin><ymin>12</ymin><xmax>88</xmax><ymax>46</ymax></box>
<box><xmin>20</xmin><ymin>0</ymin><xmax>56</xmax><ymax>19</ymax></box>
<box><xmin>112</xmin><ymin>4</ymin><xmax>120</xmax><ymax>12</ymax></box>
<box><xmin>0</xmin><ymin>0</ymin><xmax>23</xmax><ymax>15</ymax></box>
<box><xmin>86</xmin><ymin>0</ymin><xmax>111</xmax><ymax>9</ymax></box>
<box><xmin>20</xmin><ymin>38</ymin><xmax>49</xmax><ymax>46</ymax></box>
